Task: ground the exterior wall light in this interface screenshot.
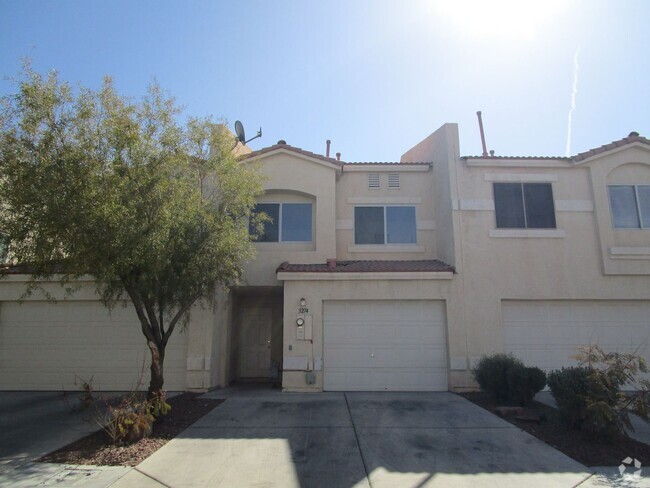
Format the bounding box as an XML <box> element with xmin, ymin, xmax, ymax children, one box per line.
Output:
<box><xmin>299</xmin><ymin>298</ymin><xmax>306</xmax><ymax>307</ymax></box>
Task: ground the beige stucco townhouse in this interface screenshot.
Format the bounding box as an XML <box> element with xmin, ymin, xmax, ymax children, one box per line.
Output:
<box><xmin>1</xmin><ymin>124</ymin><xmax>649</xmax><ymax>392</ymax></box>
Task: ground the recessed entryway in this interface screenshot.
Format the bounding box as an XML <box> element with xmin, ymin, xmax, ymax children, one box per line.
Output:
<box><xmin>230</xmin><ymin>287</ymin><xmax>283</xmax><ymax>383</ymax></box>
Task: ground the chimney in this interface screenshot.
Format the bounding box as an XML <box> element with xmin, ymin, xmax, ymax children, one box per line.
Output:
<box><xmin>336</xmin><ymin>152</ymin><xmax>341</xmax><ymax>161</ymax></box>
<box><xmin>326</xmin><ymin>139</ymin><xmax>331</xmax><ymax>158</ymax></box>
<box><xmin>327</xmin><ymin>258</ymin><xmax>337</xmax><ymax>270</ymax></box>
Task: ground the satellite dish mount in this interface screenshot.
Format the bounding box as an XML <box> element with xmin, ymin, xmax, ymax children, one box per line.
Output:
<box><xmin>234</xmin><ymin>120</ymin><xmax>262</xmax><ymax>145</ymax></box>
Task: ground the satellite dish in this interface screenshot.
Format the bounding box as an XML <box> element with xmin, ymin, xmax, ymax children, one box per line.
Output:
<box><xmin>233</xmin><ymin>120</ymin><xmax>262</xmax><ymax>147</ymax></box>
<box><xmin>234</xmin><ymin>120</ymin><xmax>246</xmax><ymax>144</ymax></box>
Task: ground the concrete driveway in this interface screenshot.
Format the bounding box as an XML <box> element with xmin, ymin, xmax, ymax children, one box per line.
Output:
<box><xmin>112</xmin><ymin>390</ymin><xmax>598</xmax><ymax>488</ymax></box>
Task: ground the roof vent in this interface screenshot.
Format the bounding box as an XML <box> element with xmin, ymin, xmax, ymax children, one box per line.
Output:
<box><xmin>277</xmin><ymin>139</ymin><xmax>286</xmax><ymax>145</ymax></box>
<box><xmin>629</xmin><ymin>131</ymin><xmax>640</xmax><ymax>137</ymax></box>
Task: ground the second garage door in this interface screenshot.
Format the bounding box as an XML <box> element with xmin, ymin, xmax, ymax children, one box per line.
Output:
<box><xmin>0</xmin><ymin>300</ymin><xmax>189</xmax><ymax>391</ymax></box>
<box><xmin>503</xmin><ymin>300</ymin><xmax>650</xmax><ymax>371</ymax></box>
<box><xmin>323</xmin><ymin>300</ymin><xmax>448</xmax><ymax>391</ymax></box>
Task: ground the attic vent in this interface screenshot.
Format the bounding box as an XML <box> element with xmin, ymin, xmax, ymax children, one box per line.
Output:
<box><xmin>388</xmin><ymin>173</ymin><xmax>400</xmax><ymax>189</ymax></box>
<box><xmin>368</xmin><ymin>173</ymin><xmax>380</xmax><ymax>189</ymax></box>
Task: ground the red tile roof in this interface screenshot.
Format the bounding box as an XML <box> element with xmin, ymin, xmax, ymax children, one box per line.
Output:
<box><xmin>462</xmin><ymin>155</ymin><xmax>571</xmax><ymax>161</ymax></box>
<box><xmin>462</xmin><ymin>134</ymin><xmax>650</xmax><ymax>162</ymax></box>
<box><xmin>240</xmin><ymin>143</ymin><xmax>344</xmax><ymax>166</ymax></box>
<box><xmin>572</xmin><ymin>134</ymin><xmax>650</xmax><ymax>162</ymax></box>
<box><xmin>344</xmin><ymin>162</ymin><xmax>432</xmax><ymax>166</ymax></box>
<box><xmin>276</xmin><ymin>259</ymin><xmax>455</xmax><ymax>273</ymax></box>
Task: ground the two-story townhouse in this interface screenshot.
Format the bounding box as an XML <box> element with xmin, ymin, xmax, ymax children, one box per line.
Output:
<box><xmin>1</xmin><ymin>124</ymin><xmax>648</xmax><ymax>393</ymax></box>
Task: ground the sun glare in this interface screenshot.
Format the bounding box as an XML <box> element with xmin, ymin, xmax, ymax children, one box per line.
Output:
<box><xmin>431</xmin><ymin>0</ymin><xmax>566</xmax><ymax>41</ymax></box>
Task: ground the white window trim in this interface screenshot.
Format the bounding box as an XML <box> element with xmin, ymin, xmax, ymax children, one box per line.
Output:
<box><xmin>353</xmin><ymin>205</ymin><xmax>418</xmax><ymax>245</ymax></box>
<box><xmin>493</xmin><ymin>182</ymin><xmax>557</xmax><ymax>230</ymax></box>
<box><xmin>255</xmin><ymin>202</ymin><xmax>313</xmax><ymax>243</ymax></box>
<box><xmin>608</xmin><ymin>184</ymin><xmax>650</xmax><ymax>230</ymax></box>
<box><xmin>489</xmin><ymin>229</ymin><xmax>565</xmax><ymax>238</ymax></box>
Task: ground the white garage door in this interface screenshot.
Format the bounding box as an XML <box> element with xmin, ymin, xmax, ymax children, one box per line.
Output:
<box><xmin>324</xmin><ymin>300</ymin><xmax>448</xmax><ymax>391</ymax></box>
<box><xmin>503</xmin><ymin>300</ymin><xmax>650</xmax><ymax>371</ymax></box>
<box><xmin>0</xmin><ymin>301</ymin><xmax>188</xmax><ymax>391</ymax></box>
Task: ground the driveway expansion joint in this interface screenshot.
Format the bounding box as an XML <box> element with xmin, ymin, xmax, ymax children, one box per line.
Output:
<box><xmin>135</xmin><ymin>467</ymin><xmax>172</xmax><ymax>488</ymax></box>
<box><xmin>344</xmin><ymin>392</ymin><xmax>373</xmax><ymax>488</ymax></box>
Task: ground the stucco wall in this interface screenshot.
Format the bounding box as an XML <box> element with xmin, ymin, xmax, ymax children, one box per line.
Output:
<box><xmin>335</xmin><ymin>166</ymin><xmax>436</xmax><ymax>261</ymax></box>
<box><xmin>241</xmin><ymin>151</ymin><xmax>338</xmax><ymax>286</ymax></box>
<box><xmin>451</xmin><ymin>145</ymin><xmax>650</xmax><ymax>366</ymax></box>
<box><xmin>278</xmin><ymin>273</ymin><xmax>472</xmax><ymax>392</ymax></box>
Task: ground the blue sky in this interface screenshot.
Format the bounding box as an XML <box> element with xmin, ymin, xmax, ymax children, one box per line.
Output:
<box><xmin>1</xmin><ymin>0</ymin><xmax>648</xmax><ymax>161</ymax></box>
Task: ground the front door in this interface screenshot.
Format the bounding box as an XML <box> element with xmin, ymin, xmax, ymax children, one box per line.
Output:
<box><xmin>239</xmin><ymin>307</ymin><xmax>272</xmax><ymax>379</ymax></box>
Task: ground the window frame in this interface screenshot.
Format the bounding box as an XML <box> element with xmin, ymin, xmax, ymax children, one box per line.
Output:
<box><xmin>353</xmin><ymin>205</ymin><xmax>417</xmax><ymax>245</ymax></box>
<box><xmin>250</xmin><ymin>202</ymin><xmax>313</xmax><ymax>243</ymax></box>
<box><xmin>608</xmin><ymin>184</ymin><xmax>650</xmax><ymax>230</ymax></box>
<box><xmin>493</xmin><ymin>182</ymin><xmax>557</xmax><ymax>230</ymax></box>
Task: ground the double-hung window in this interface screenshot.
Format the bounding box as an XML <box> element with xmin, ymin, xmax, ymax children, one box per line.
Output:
<box><xmin>608</xmin><ymin>185</ymin><xmax>650</xmax><ymax>229</ymax></box>
<box><xmin>354</xmin><ymin>206</ymin><xmax>417</xmax><ymax>244</ymax></box>
<box><xmin>493</xmin><ymin>182</ymin><xmax>556</xmax><ymax>229</ymax></box>
<box><xmin>249</xmin><ymin>203</ymin><xmax>313</xmax><ymax>242</ymax></box>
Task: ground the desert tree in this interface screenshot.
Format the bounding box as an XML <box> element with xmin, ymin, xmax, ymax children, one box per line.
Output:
<box><xmin>0</xmin><ymin>67</ymin><xmax>265</xmax><ymax>396</ymax></box>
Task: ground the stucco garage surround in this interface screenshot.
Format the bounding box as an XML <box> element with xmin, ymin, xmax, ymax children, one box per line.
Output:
<box><xmin>278</xmin><ymin>269</ymin><xmax>465</xmax><ymax>392</ymax></box>
<box><xmin>502</xmin><ymin>300</ymin><xmax>650</xmax><ymax>371</ymax></box>
<box><xmin>0</xmin><ymin>300</ymin><xmax>189</xmax><ymax>391</ymax></box>
<box><xmin>323</xmin><ymin>300</ymin><xmax>447</xmax><ymax>391</ymax></box>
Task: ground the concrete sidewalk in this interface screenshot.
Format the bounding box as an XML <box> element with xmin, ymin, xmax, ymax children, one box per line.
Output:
<box><xmin>112</xmin><ymin>390</ymin><xmax>609</xmax><ymax>488</ymax></box>
<box><xmin>0</xmin><ymin>391</ymin><xmax>131</xmax><ymax>488</ymax></box>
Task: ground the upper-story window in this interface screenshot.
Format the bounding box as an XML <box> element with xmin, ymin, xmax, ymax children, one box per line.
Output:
<box><xmin>354</xmin><ymin>206</ymin><xmax>416</xmax><ymax>244</ymax></box>
<box><xmin>249</xmin><ymin>203</ymin><xmax>313</xmax><ymax>242</ymax></box>
<box><xmin>493</xmin><ymin>182</ymin><xmax>556</xmax><ymax>229</ymax></box>
<box><xmin>608</xmin><ymin>185</ymin><xmax>650</xmax><ymax>229</ymax></box>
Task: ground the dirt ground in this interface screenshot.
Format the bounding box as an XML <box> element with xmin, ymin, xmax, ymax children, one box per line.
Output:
<box><xmin>40</xmin><ymin>392</ymin><xmax>223</xmax><ymax>467</ymax></box>
<box><xmin>459</xmin><ymin>391</ymin><xmax>650</xmax><ymax>467</ymax></box>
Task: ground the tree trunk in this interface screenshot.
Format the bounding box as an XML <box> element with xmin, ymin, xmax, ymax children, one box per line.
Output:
<box><xmin>147</xmin><ymin>339</ymin><xmax>165</xmax><ymax>399</ymax></box>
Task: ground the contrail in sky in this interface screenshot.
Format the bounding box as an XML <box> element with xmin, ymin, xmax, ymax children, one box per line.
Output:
<box><xmin>565</xmin><ymin>48</ymin><xmax>580</xmax><ymax>157</ymax></box>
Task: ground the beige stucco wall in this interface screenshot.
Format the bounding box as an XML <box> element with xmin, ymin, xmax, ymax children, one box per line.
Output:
<box><xmin>448</xmin><ymin>143</ymin><xmax>650</xmax><ymax>368</ymax></box>
<box><xmin>335</xmin><ymin>166</ymin><xmax>437</xmax><ymax>260</ymax></box>
<box><xmin>241</xmin><ymin>151</ymin><xmax>339</xmax><ymax>286</ymax></box>
<box><xmin>401</xmin><ymin>124</ymin><xmax>460</xmax><ymax>268</ymax></box>
<box><xmin>277</xmin><ymin>272</ymin><xmax>472</xmax><ymax>392</ymax></box>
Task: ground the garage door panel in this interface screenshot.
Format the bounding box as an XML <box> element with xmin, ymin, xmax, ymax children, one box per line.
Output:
<box><xmin>324</xmin><ymin>300</ymin><xmax>448</xmax><ymax>391</ymax></box>
<box><xmin>503</xmin><ymin>301</ymin><xmax>650</xmax><ymax>372</ymax></box>
<box><xmin>0</xmin><ymin>301</ymin><xmax>188</xmax><ymax>391</ymax></box>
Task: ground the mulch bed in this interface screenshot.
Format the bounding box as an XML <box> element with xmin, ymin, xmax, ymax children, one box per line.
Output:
<box><xmin>39</xmin><ymin>392</ymin><xmax>223</xmax><ymax>467</ymax></box>
<box><xmin>459</xmin><ymin>391</ymin><xmax>650</xmax><ymax>467</ymax></box>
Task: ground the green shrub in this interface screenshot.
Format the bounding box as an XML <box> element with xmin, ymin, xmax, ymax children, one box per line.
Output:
<box><xmin>473</xmin><ymin>353</ymin><xmax>521</xmax><ymax>404</ymax></box>
<box><xmin>473</xmin><ymin>353</ymin><xmax>545</xmax><ymax>405</ymax></box>
<box><xmin>548</xmin><ymin>366</ymin><xmax>589</xmax><ymax>429</ymax></box>
<box><xmin>508</xmin><ymin>364</ymin><xmax>547</xmax><ymax>406</ymax></box>
<box><xmin>549</xmin><ymin>344</ymin><xmax>650</xmax><ymax>440</ymax></box>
